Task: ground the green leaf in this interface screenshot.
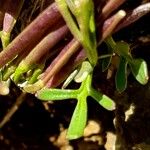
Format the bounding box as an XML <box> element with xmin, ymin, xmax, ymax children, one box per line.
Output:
<box><xmin>90</xmin><ymin>88</ymin><xmax>115</xmax><ymax>111</ymax></box>
<box><xmin>66</xmin><ymin>0</ymin><xmax>77</xmax><ymax>15</ymax></box>
<box><xmin>129</xmin><ymin>59</ymin><xmax>149</xmax><ymax>85</ymax></box>
<box><xmin>115</xmin><ymin>41</ymin><xmax>132</xmax><ymax>61</ymax></box>
<box><xmin>67</xmin><ymin>97</ymin><xmax>87</xmax><ymax>140</ymax></box>
<box><xmin>115</xmin><ymin>57</ymin><xmax>128</xmax><ymax>92</ymax></box>
<box><xmin>56</xmin><ymin>0</ymin><xmax>98</xmax><ymax>66</ymax></box>
<box><xmin>99</xmin><ymin>94</ymin><xmax>115</xmax><ymax>111</ymax></box>
<box><xmin>28</xmin><ymin>68</ymin><xmax>42</xmax><ymax>84</ymax></box>
<box><xmin>13</xmin><ymin>61</ymin><xmax>31</xmax><ymax>83</ymax></box>
<box><xmin>36</xmin><ymin>88</ymin><xmax>78</xmax><ymax>100</ymax></box>
<box><xmin>55</xmin><ymin>0</ymin><xmax>81</xmax><ymax>40</ymax></box>
<box><xmin>74</xmin><ymin>61</ymin><xmax>93</xmax><ymax>83</ymax></box>
<box><xmin>76</xmin><ymin>0</ymin><xmax>97</xmax><ymax>66</ymax></box>
<box><xmin>1</xmin><ymin>32</ymin><xmax>11</xmax><ymax>48</ymax></box>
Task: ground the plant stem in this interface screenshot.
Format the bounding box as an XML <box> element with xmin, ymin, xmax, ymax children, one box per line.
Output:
<box><xmin>0</xmin><ymin>2</ymin><xmax>62</xmax><ymax>68</ymax></box>
<box><xmin>24</xmin><ymin>39</ymin><xmax>81</xmax><ymax>93</ymax></box>
<box><xmin>46</xmin><ymin>49</ymin><xmax>86</xmax><ymax>88</ymax></box>
<box><xmin>13</xmin><ymin>25</ymin><xmax>69</xmax><ymax>83</ymax></box>
<box><xmin>115</xmin><ymin>2</ymin><xmax>150</xmax><ymax>32</ymax></box>
<box><xmin>102</xmin><ymin>0</ymin><xmax>126</xmax><ymax>19</ymax></box>
<box><xmin>42</xmin><ymin>39</ymin><xmax>81</xmax><ymax>84</ymax></box>
<box><xmin>1</xmin><ymin>0</ymin><xmax>24</xmax><ymax>48</ymax></box>
<box><xmin>101</xmin><ymin>10</ymin><xmax>126</xmax><ymax>43</ymax></box>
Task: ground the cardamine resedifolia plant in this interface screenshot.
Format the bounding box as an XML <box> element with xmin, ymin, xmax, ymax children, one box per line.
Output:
<box><xmin>0</xmin><ymin>0</ymin><xmax>149</xmax><ymax>139</ymax></box>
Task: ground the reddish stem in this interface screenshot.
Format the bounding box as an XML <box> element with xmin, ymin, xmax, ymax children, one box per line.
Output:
<box><xmin>46</xmin><ymin>49</ymin><xmax>86</xmax><ymax>88</ymax></box>
<box><xmin>41</xmin><ymin>39</ymin><xmax>81</xmax><ymax>84</ymax></box>
<box><xmin>21</xmin><ymin>25</ymin><xmax>69</xmax><ymax>66</ymax></box>
<box><xmin>102</xmin><ymin>0</ymin><xmax>126</xmax><ymax>19</ymax></box>
<box><xmin>3</xmin><ymin>0</ymin><xmax>24</xmax><ymax>33</ymax></box>
<box><xmin>115</xmin><ymin>3</ymin><xmax>150</xmax><ymax>32</ymax></box>
<box><xmin>0</xmin><ymin>2</ymin><xmax>63</xmax><ymax>68</ymax></box>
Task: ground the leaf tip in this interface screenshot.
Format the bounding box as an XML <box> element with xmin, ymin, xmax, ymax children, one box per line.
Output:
<box><xmin>100</xmin><ymin>95</ymin><xmax>116</xmax><ymax>111</ymax></box>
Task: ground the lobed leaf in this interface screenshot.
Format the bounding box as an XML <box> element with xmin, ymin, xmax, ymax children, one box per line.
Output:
<box><xmin>67</xmin><ymin>97</ymin><xmax>87</xmax><ymax>140</ymax></box>
<box><xmin>74</xmin><ymin>61</ymin><xmax>93</xmax><ymax>83</ymax></box>
<box><xmin>115</xmin><ymin>57</ymin><xmax>128</xmax><ymax>92</ymax></box>
<box><xmin>129</xmin><ymin>59</ymin><xmax>149</xmax><ymax>85</ymax></box>
<box><xmin>36</xmin><ymin>88</ymin><xmax>78</xmax><ymax>101</ymax></box>
<box><xmin>90</xmin><ymin>88</ymin><xmax>115</xmax><ymax>111</ymax></box>
<box><xmin>115</xmin><ymin>41</ymin><xmax>132</xmax><ymax>61</ymax></box>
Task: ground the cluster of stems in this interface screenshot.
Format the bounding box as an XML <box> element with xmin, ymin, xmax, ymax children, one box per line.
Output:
<box><xmin>0</xmin><ymin>0</ymin><xmax>149</xmax><ymax>94</ymax></box>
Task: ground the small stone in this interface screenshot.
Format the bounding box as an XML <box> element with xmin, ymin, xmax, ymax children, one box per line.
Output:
<box><xmin>105</xmin><ymin>132</ymin><xmax>116</xmax><ymax>150</ymax></box>
<box><xmin>0</xmin><ymin>81</ymin><xmax>9</xmax><ymax>95</ymax></box>
<box><xmin>60</xmin><ymin>145</ymin><xmax>73</xmax><ymax>150</ymax></box>
<box><xmin>84</xmin><ymin>120</ymin><xmax>101</xmax><ymax>137</ymax></box>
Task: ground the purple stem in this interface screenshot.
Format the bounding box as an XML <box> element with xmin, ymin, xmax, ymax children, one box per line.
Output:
<box><xmin>20</xmin><ymin>25</ymin><xmax>69</xmax><ymax>67</ymax></box>
<box><xmin>41</xmin><ymin>39</ymin><xmax>81</xmax><ymax>84</ymax></box>
<box><xmin>102</xmin><ymin>0</ymin><xmax>126</xmax><ymax>19</ymax></box>
<box><xmin>13</xmin><ymin>25</ymin><xmax>69</xmax><ymax>82</ymax></box>
<box><xmin>3</xmin><ymin>0</ymin><xmax>24</xmax><ymax>33</ymax></box>
<box><xmin>99</xmin><ymin>10</ymin><xmax>126</xmax><ymax>43</ymax></box>
<box><xmin>0</xmin><ymin>2</ymin><xmax>63</xmax><ymax>68</ymax></box>
<box><xmin>115</xmin><ymin>3</ymin><xmax>150</xmax><ymax>32</ymax></box>
<box><xmin>46</xmin><ymin>49</ymin><xmax>86</xmax><ymax>88</ymax></box>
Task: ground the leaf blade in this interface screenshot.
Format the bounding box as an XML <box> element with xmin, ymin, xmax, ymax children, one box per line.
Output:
<box><xmin>67</xmin><ymin>97</ymin><xmax>87</xmax><ymax>140</ymax></box>
<box><xmin>129</xmin><ymin>59</ymin><xmax>149</xmax><ymax>85</ymax></box>
<box><xmin>90</xmin><ymin>88</ymin><xmax>115</xmax><ymax>111</ymax></box>
<box><xmin>115</xmin><ymin>57</ymin><xmax>128</xmax><ymax>92</ymax></box>
<box><xmin>36</xmin><ymin>88</ymin><xmax>78</xmax><ymax>100</ymax></box>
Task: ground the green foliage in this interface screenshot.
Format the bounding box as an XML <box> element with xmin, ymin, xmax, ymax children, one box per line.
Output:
<box><xmin>129</xmin><ymin>59</ymin><xmax>148</xmax><ymax>85</ymax></box>
<box><xmin>67</xmin><ymin>96</ymin><xmax>87</xmax><ymax>139</ymax></box>
<box><xmin>55</xmin><ymin>0</ymin><xmax>98</xmax><ymax>66</ymax></box>
<box><xmin>104</xmin><ymin>36</ymin><xmax>149</xmax><ymax>92</ymax></box>
<box><xmin>115</xmin><ymin>57</ymin><xmax>127</xmax><ymax>92</ymax></box>
<box><xmin>37</xmin><ymin>62</ymin><xmax>115</xmax><ymax>139</ymax></box>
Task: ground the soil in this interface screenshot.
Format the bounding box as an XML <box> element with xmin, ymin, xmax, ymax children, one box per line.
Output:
<box><xmin>0</xmin><ymin>1</ymin><xmax>150</xmax><ymax>150</ymax></box>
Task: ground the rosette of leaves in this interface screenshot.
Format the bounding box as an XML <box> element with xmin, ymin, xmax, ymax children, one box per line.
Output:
<box><xmin>102</xmin><ymin>36</ymin><xmax>149</xmax><ymax>92</ymax></box>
